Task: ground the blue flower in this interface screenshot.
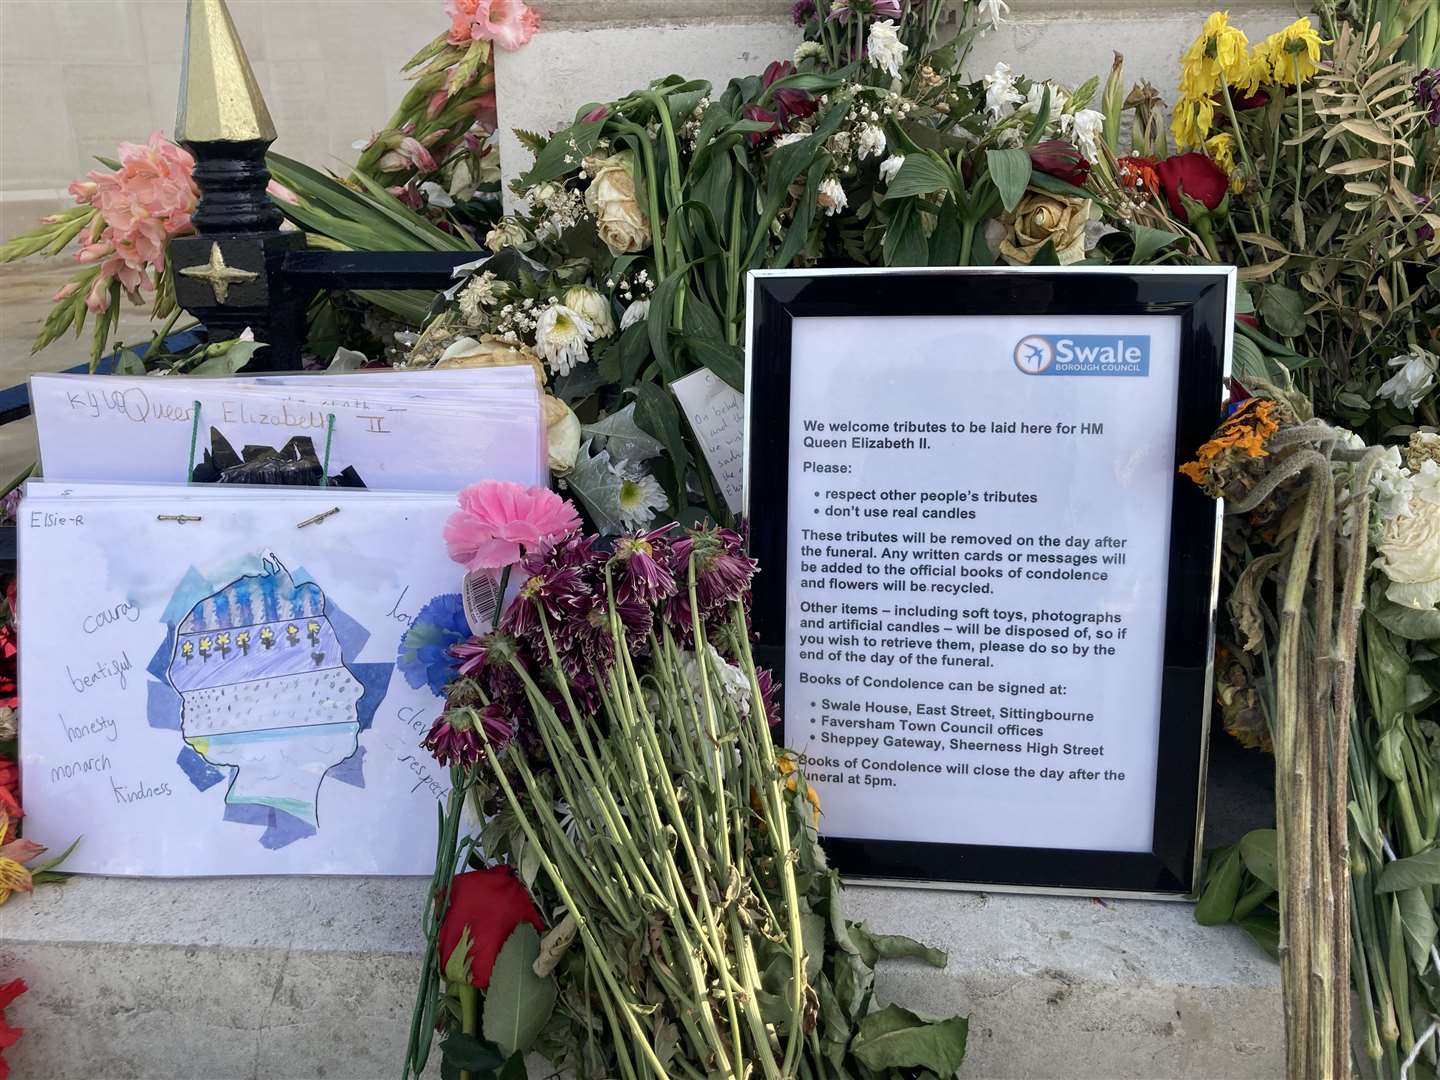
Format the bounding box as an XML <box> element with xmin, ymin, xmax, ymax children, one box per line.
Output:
<box><xmin>396</xmin><ymin>593</ymin><xmax>469</xmax><ymax>696</ymax></box>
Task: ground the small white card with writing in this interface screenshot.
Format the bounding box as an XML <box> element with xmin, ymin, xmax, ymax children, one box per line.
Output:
<box><xmin>19</xmin><ymin>485</ymin><xmax>467</xmax><ymax>876</ymax></box>
<box><xmin>670</xmin><ymin>369</ymin><xmax>745</xmax><ymax>514</ymax></box>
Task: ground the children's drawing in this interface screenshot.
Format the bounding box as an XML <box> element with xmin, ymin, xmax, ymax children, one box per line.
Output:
<box><xmin>149</xmin><ymin>557</ymin><xmax>393</xmax><ymax>849</ymax></box>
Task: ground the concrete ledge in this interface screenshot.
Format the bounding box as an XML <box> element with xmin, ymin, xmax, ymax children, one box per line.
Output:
<box><xmin>1</xmin><ymin>876</ymin><xmax>1280</xmax><ymax>1079</ymax></box>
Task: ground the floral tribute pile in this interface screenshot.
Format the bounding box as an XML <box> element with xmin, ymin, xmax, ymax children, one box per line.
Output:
<box><xmin>402</xmin><ymin>481</ymin><xmax>967</xmax><ymax>1079</ymax></box>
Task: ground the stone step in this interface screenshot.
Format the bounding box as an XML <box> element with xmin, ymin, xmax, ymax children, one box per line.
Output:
<box><xmin>0</xmin><ymin>876</ymin><xmax>1280</xmax><ymax>1079</ymax></box>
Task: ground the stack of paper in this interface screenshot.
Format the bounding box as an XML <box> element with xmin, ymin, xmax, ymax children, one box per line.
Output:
<box><xmin>19</xmin><ymin>368</ymin><xmax>546</xmax><ymax>875</ymax></box>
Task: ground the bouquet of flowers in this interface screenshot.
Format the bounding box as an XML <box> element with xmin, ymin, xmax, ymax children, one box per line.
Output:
<box><xmin>403</xmin><ymin>481</ymin><xmax>969</xmax><ymax>1079</ymax></box>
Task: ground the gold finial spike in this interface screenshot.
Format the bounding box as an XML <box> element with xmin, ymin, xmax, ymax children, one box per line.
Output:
<box><xmin>176</xmin><ymin>0</ymin><xmax>277</xmax><ymax>144</ymax></box>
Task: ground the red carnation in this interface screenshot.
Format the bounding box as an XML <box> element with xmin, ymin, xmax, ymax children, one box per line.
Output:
<box><xmin>1156</xmin><ymin>152</ymin><xmax>1228</xmax><ymax>223</ymax></box>
<box><xmin>437</xmin><ymin>867</ymin><xmax>545</xmax><ymax>989</ymax></box>
<box><xmin>1029</xmin><ymin>140</ymin><xmax>1091</xmax><ymax>186</ymax></box>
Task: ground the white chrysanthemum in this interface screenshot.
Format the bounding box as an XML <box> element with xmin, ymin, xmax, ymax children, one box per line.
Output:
<box><xmin>817</xmin><ymin>176</ymin><xmax>848</xmax><ymax>216</ymax></box>
<box><xmin>866</xmin><ymin>20</ymin><xmax>908</xmax><ymax>79</ymax></box>
<box><xmin>878</xmin><ymin>154</ymin><xmax>905</xmax><ymax>185</ymax></box>
<box><xmin>613</xmin><ymin>463</ymin><xmax>667</xmax><ymax>529</ymax></box>
<box><xmin>1063</xmin><ymin>109</ymin><xmax>1106</xmax><ymax>161</ymax></box>
<box><xmin>983</xmin><ymin>62</ymin><xmax>1024</xmax><ymax>120</ymax></box>
<box><xmin>856</xmin><ymin>124</ymin><xmax>887</xmax><ymax>160</ymax></box>
<box><xmin>563</xmin><ymin>285</ymin><xmax>616</xmax><ymax>338</ymax></box>
<box><xmin>457</xmin><ymin>271</ymin><xmax>502</xmax><ymax>323</ymax></box>
<box><xmin>533</xmin><ymin>303</ymin><xmax>596</xmax><ymax>376</ymax></box>
<box><xmin>1377</xmin><ymin>347</ymin><xmax>1438</xmax><ymax>411</ymax></box>
<box><xmin>1369</xmin><ymin>447</ymin><xmax>1412</xmax><ymax>522</ymax></box>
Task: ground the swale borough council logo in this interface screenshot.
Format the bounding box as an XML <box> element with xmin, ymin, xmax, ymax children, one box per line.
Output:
<box><xmin>1013</xmin><ymin>335</ymin><xmax>1054</xmax><ymax>374</ymax></box>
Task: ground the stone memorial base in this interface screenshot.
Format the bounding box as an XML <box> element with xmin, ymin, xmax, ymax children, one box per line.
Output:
<box><xmin>1</xmin><ymin>876</ymin><xmax>1280</xmax><ymax>1079</ymax></box>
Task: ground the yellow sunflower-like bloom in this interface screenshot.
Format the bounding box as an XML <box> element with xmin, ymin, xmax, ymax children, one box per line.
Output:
<box><xmin>1231</xmin><ymin>51</ymin><xmax>1271</xmax><ymax>97</ymax></box>
<box><xmin>1172</xmin><ymin>94</ymin><xmax>1217</xmax><ymax>150</ymax></box>
<box><xmin>1256</xmin><ymin>17</ymin><xmax>1328</xmax><ymax>87</ymax></box>
<box><xmin>1180</xmin><ymin>11</ymin><xmax>1250</xmax><ymax>97</ymax></box>
<box><xmin>1206</xmin><ymin>133</ymin><xmax>1245</xmax><ymax>192</ymax></box>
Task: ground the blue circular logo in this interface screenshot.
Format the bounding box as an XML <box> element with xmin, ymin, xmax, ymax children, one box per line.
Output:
<box><xmin>1014</xmin><ymin>335</ymin><xmax>1054</xmax><ymax>374</ymax></box>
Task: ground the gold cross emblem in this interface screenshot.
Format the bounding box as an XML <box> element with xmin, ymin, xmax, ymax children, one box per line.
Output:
<box><xmin>178</xmin><ymin>242</ymin><xmax>257</xmax><ymax>304</ymax></box>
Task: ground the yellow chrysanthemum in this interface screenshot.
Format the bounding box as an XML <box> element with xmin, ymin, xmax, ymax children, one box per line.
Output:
<box><xmin>1256</xmin><ymin>17</ymin><xmax>1328</xmax><ymax>87</ymax></box>
<box><xmin>1172</xmin><ymin>94</ymin><xmax>1217</xmax><ymax>150</ymax></box>
<box><xmin>1180</xmin><ymin>11</ymin><xmax>1250</xmax><ymax>97</ymax></box>
<box><xmin>1230</xmin><ymin>51</ymin><xmax>1271</xmax><ymax>97</ymax></box>
<box><xmin>1206</xmin><ymin>133</ymin><xmax>1245</xmax><ymax>192</ymax></box>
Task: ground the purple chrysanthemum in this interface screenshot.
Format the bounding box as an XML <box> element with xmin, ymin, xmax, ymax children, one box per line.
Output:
<box><xmin>791</xmin><ymin>0</ymin><xmax>815</xmax><ymax>26</ymax></box>
<box><xmin>612</xmin><ymin>526</ymin><xmax>678</xmax><ymax>605</ymax></box>
<box><xmin>757</xmin><ymin>667</ymin><xmax>781</xmax><ymax>727</ymax></box>
<box><xmin>422</xmin><ymin>709</ymin><xmax>483</xmax><ymax>766</ymax></box>
<box><xmin>1415</xmin><ymin>69</ymin><xmax>1440</xmax><ymax>127</ymax></box>
<box><xmin>829</xmin><ymin>0</ymin><xmax>903</xmax><ymax>21</ymax></box>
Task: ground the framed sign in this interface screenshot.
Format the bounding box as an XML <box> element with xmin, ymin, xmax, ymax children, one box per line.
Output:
<box><xmin>744</xmin><ymin>267</ymin><xmax>1233</xmax><ymax>898</ymax></box>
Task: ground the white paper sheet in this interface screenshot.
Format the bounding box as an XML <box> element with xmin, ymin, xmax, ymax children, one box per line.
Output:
<box><xmin>31</xmin><ymin>369</ymin><xmax>546</xmax><ymax>491</ymax></box>
<box><xmin>671</xmin><ymin>369</ymin><xmax>745</xmax><ymax>514</ymax></box>
<box><xmin>18</xmin><ymin>487</ymin><xmax>468</xmax><ymax>876</ymax></box>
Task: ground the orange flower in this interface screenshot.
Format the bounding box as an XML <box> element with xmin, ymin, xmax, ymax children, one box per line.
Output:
<box><xmin>1180</xmin><ymin>398</ymin><xmax>1282</xmax><ymax>487</ymax></box>
<box><xmin>1117</xmin><ymin>155</ymin><xmax>1161</xmax><ymax>198</ymax></box>
<box><xmin>777</xmin><ymin>752</ymin><xmax>822</xmax><ymax>822</ymax></box>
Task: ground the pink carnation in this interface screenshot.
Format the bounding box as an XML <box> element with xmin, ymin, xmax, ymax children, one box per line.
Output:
<box><xmin>68</xmin><ymin>131</ymin><xmax>198</xmax><ymax>313</ymax></box>
<box><xmin>444</xmin><ymin>481</ymin><xmax>581</xmax><ymax>572</ymax></box>
<box><xmin>446</xmin><ymin>0</ymin><xmax>539</xmax><ymax>51</ymax></box>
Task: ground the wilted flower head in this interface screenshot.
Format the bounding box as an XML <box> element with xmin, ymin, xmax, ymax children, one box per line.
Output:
<box><xmin>762</xmin><ymin>60</ymin><xmax>819</xmax><ymax>125</ymax></box>
<box><xmin>1179</xmin><ymin>10</ymin><xmax>1249</xmax><ymax>98</ymax></box>
<box><xmin>830</xmin><ymin>0</ymin><xmax>903</xmax><ymax>20</ymax></box>
<box><xmin>534</xmin><ymin>302</ymin><xmax>597</xmax><ymax>376</ymax></box>
<box><xmin>791</xmin><ymin>0</ymin><xmax>816</xmax><ymax>26</ymax></box>
<box><xmin>866</xmin><ymin>20</ymin><xmax>909</xmax><ymax>79</ymax></box>
<box><xmin>1254</xmin><ymin>17</ymin><xmax>1328</xmax><ymax>87</ymax></box>
<box><xmin>1179</xmin><ymin>397</ymin><xmax>1293</xmax><ymax>504</ymax></box>
<box><xmin>1377</xmin><ymin>348</ymin><xmax>1438</xmax><ymax>412</ymax></box>
<box><xmin>612</xmin><ymin>526</ymin><xmax>679</xmax><ymax>605</ymax></box>
<box><xmin>983</xmin><ymin>62</ymin><xmax>1024</xmax><ymax>121</ymax></box>
<box><xmin>423</xmin><ymin>706</ymin><xmax>485</xmax><ymax>765</ymax></box>
<box><xmin>1416</xmin><ymin>69</ymin><xmax>1440</xmax><ymax>127</ymax></box>
<box><xmin>562</xmin><ymin>285</ymin><xmax>616</xmax><ymax>339</ymax></box>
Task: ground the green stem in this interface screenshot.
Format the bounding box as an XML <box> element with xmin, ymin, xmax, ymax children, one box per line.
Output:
<box><xmin>457</xmin><ymin>984</ymin><xmax>479</xmax><ymax>1080</ymax></box>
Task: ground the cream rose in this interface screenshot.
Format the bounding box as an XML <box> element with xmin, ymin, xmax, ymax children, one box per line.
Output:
<box><xmin>583</xmin><ymin>151</ymin><xmax>651</xmax><ymax>255</ymax></box>
<box><xmin>998</xmin><ymin>190</ymin><xmax>1092</xmax><ymax>266</ymax></box>
<box><xmin>1376</xmin><ymin>500</ymin><xmax>1440</xmax><ymax>610</ymax></box>
<box><xmin>542</xmin><ymin>394</ymin><xmax>581</xmax><ymax>474</ymax></box>
<box><xmin>436</xmin><ymin>334</ymin><xmax>547</xmax><ymax>386</ymax></box>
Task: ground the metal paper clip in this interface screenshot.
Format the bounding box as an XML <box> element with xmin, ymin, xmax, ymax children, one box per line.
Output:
<box><xmin>296</xmin><ymin>507</ymin><xmax>341</xmax><ymax>529</ymax></box>
<box><xmin>156</xmin><ymin>514</ymin><xmax>203</xmax><ymax>524</ymax></box>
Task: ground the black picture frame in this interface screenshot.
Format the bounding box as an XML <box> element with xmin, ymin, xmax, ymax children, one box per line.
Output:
<box><xmin>744</xmin><ymin>266</ymin><xmax>1233</xmax><ymax>897</ymax></box>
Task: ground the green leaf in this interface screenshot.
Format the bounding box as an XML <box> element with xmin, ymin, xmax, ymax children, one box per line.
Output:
<box><xmin>633</xmin><ymin>382</ymin><xmax>689</xmax><ymax>507</ymax></box>
<box><xmin>582</xmin><ymin>403</ymin><xmax>664</xmax><ymax>463</ymax></box>
<box><xmin>1194</xmin><ymin>844</ymin><xmax>1244</xmax><ymax>925</ymax></box>
<box><xmin>481</xmin><ymin>923</ymin><xmax>556</xmax><ymax>1057</ymax></box>
<box><xmin>1259</xmin><ymin>284</ymin><xmax>1307</xmax><ymax>338</ymax></box>
<box><xmin>189</xmin><ymin>340</ymin><xmax>267</xmax><ymax>376</ymax></box>
<box><xmin>1131</xmin><ymin>224</ymin><xmax>1182</xmax><ymax>265</ymax></box>
<box><xmin>497</xmin><ymin>1053</ymin><xmax>528</xmax><ymax>1080</ymax></box>
<box><xmin>850</xmin><ymin>923</ymin><xmax>947</xmax><ymax>968</ymax></box>
<box><xmin>1369</xmin><ymin>584</ymin><xmax>1440</xmax><ymax>641</ymax></box>
<box><xmin>114</xmin><ymin>349</ymin><xmax>146</xmax><ymax>376</ymax></box>
<box><xmin>850</xmin><ymin>1004</ymin><xmax>969</xmax><ymax>1074</ymax></box>
<box><xmin>516</xmin><ymin>116</ymin><xmax>607</xmax><ymax>189</ymax></box>
<box><xmin>883</xmin><ymin>201</ymin><xmax>929</xmax><ymax>267</ymax></box>
<box><xmin>566</xmin><ymin>439</ymin><xmax>629</xmax><ymax>534</ymax></box>
<box><xmin>1235</xmin><ymin>906</ymin><xmax>1280</xmax><ymax>959</ymax></box>
<box><xmin>1377</xmin><ymin>848</ymin><xmax>1440</xmax><ymax>892</ymax></box>
<box><xmin>1239</xmin><ymin>829</ymin><xmax>1279</xmax><ymax>890</ymax></box>
<box><xmin>801</xmin><ymin>912</ymin><xmax>827</xmax><ymax>983</ymax></box>
<box><xmin>1397</xmin><ymin>887</ymin><xmax>1437</xmax><ymax>971</ymax></box>
<box><xmin>440</xmin><ymin>1032</ymin><xmax>504</xmax><ymax>1072</ymax></box>
<box><xmin>687</xmin><ymin>336</ymin><xmax>744</xmax><ymax>391</ymax></box>
<box><xmin>882</xmin><ymin>154</ymin><xmax>955</xmax><ymax>201</ymax></box>
<box><xmin>985</xmin><ymin>148</ymin><xmax>1032</xmax><ymax>213</ymax></box>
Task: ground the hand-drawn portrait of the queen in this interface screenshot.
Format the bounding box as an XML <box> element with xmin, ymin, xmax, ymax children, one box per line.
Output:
<box><xmin>164</xmin><ymin>559</ymin><xmax>364</xmax><ymax>830</ymax></box>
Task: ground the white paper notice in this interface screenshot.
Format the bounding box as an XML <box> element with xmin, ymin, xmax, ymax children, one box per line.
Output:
<box><xmin>785</xmin><ymin>314</ymin><xmax>1183</xmax><ymax>855</ymax></box>
<box><xmin>18</xmin><ymin>486</ymin><xmax>463</xmax><ymax>876</ymax></box>
<box><xmin>671</xmin><ymin>369</ymin><xmax>745</xmax><ymax>514</ymax></box>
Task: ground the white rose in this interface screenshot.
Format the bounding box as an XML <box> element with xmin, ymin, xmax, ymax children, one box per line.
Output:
<box><xmin>563</xmin><ymin>285</ymin><xmax>617</xmax><ymax>338</ymax></box>
<box><xmin>583</xmin><ymin>151</ymin><xmax>651</xmax><ymax>255</ymax></box>
<box><xmin>542</xmin><ymin>394</ymin><xmax>581</xmax><ymax>474</ymax></box>
<box><xmin>1376</xmin><ymin>500</ymin><xmax>1440</xmax><ymax>610</ymax></box>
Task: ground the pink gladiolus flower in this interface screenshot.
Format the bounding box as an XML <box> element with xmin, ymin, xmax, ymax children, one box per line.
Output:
<box><xmin>444</xmin><ymin>481</ymin><xmax>581</xmax><ymax>573</ymax></box>
<box><xmin>446</xmin><ymin>0</ymin><xmax>539</xmax><ymax>51</ymax></box>
<box><xmin>67</xmin><ymin>132</ymin><xmax>198</xmax><ymax>313</ymax></box>
<box><xmin>265</xmin><ymin>179</ymin><xmax>300</xmax><ymax>205</ymax></box>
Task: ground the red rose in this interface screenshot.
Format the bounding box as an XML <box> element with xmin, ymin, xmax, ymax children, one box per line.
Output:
<box><xmin>1029</xmin><ymin>140</ymin><xmax>1091</xmax><ymax>186</ymax></box>
<box><xmin>437</xmin><ymin>867</ymin><xmax>545</xmax><ymax>989</ymax></box>
<box><xmin>1156</xmin><ymin>152</ymin><xmax>1228</xmax><ymax>223</ymax></box>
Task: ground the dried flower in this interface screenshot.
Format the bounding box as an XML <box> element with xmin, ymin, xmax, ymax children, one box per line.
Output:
<box><xmin>1029</xmin><ymin>140</ymin><xmax>1091</xmax><ymax>186</ymax></box>
<box><xmin>436</xmin><ymin>334</ymin><xmax>547</xmax><ymax>385</ymax></box>
<box><xmin>484</xmin><ymin>217</ymin><xmax>533</xmax><ymax>253</ymax></box>
<box><xmin>1179</xmin><ymin>397</ymin><xmax>1289</xmax><ymax>499</ymax></box>
<box><xmin>583</xmin><ymin>151</ymin><xmax>651</xmax><ymax>255</ymax></box>
<box><xmin>996</xmin><ymin>190</ymin><xmax>1092</xmax><ymax>265</ymax></box>
<box><xmin>1254</xmin><ymin>17</ymin><xmax>1327</xmax><ymax>87</ymax></box>
<box><xmin>619</xmin><ymin>298</ymin><xmax>650</xmax><ymax>331</ymax></box>
<box><xmin>542</xmin><ymin>394</ymin><xmax>581</xmax><ymax>474</ymax></box>
<box><xmin>1171</xmin><ymin>94</ymin><xmax>1216</xmax><ymax>150</ymax></box>
<box><xmin>866</xmin><ymin>20</ymin><xmax>908</xmax><ymax>79</ymax></box>
<box><xmin>612</xmin><ymin>527</ymin><xmax>679</xmax><ymax>605</ymax></box>
<box><xmin>1179</xmin><ymin>11</ymin><xmax>1250</xmax><ymax>98</ymax></box>
<box><xmin>1376</xmin><ymin>500</ymin><xmax>1440</xmax><ymax>611</ymax></box>
<box><xmin>817</xmin><ymin>176</ymin><xmax>849</xmax><ymax>216</ymax></box>
<box><xmin>983</xmin><ymin>62</ymin><xmax>1024</xmax><ymax>121</ymax></box>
